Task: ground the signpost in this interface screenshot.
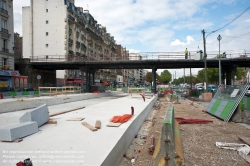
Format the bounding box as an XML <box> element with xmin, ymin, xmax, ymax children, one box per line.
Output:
<box><xmin>37</xmin><ymin>75</ymin><xmax>41</xmax><ymax>88</ymax></box>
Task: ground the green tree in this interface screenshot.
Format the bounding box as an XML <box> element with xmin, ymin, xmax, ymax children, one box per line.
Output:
<box><xmin>144</xmin><ymin>72</ymin><xmax>160</xmax><ymax>83</ymax></box>
<box><xmin>197</xmin><ymin>67</ymin><xmax>246</xmax><ymax>84</ymax></box>
<box><xmin>159</xmin><ymin>70</ymin><xmax>171</xmax><ymax>84</ymax></box>
<box><xmin>234</xmin><ymin>67</ymin><xmax>246</xmax><ymax>80</ymax></box>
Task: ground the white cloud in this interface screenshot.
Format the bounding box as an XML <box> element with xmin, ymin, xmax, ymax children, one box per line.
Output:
<box><xmin>13</xmin><ymin>0</ymin><xmax>250</xmax><ymax>77</ymax></box>
<box><xmin>170</xmin><ymin>36</ymin><xmax>194</xmax><ymax>46</ymax></box>
<box><xmin>129</xmin><ymin>49</ymin><xmax>140</xmax><ymax>53</ymax></box>
<box><xmin>245</xmin><ymin>19</ymin><xmax>250</xmax><ymax>23</ymax></box>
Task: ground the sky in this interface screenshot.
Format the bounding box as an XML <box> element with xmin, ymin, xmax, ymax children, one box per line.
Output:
<box><xmin>13</xmin><ymin>0</ymin><xmax>250</xmax><ymax>79</ymax></box>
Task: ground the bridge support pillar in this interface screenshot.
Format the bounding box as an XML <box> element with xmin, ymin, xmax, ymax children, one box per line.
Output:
<box><xmin>225</xmin><ymin>68</ymin><xmax>232</xmax><ymax>85</ymax></box>
<box><xmin>91</xmin><ymin>69</ymin><xmax>95</xmax><ymax>85</ymax></box>
<box><xmin>86</xmin><ymin>69</ymin><xmax>91</xmax><ymax>92</ymax></box>
<box><xmin>151</xmin><ymin>67</ymin><xmax>157</xmax><ymax>93</ymax></box>
<box><xmin>80</xmin><ymin>67</ymin><xmax>85</xmax><ymax>92</ymax></box>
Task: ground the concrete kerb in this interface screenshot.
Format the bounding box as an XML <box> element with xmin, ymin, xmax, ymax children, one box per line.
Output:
<box><xmin>153</xmin><ymin>105</ymin><xmax>184</xmax><ymax>166</ymax></box>
<box><xmin>101</xmin><ymin>94</ymin><xmax>158</xmax><ymax>166</ymax></box>
<box><xmin>0</xmin><ymin>92</ymin><xmax>119</xmax><ymax>114</ymax></box>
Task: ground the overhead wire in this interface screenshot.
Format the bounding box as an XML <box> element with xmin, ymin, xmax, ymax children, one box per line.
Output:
<box><xmin>212</xmin><ymin>5</ymin><xmax>250</xmax><ymax>33</ymax></box>
<box><xmin>223</xmin><ymin>31</ymin><xmax>250</xmax><ymax>39</ymax></box>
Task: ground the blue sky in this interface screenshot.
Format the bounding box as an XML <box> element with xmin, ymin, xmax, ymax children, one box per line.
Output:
<box><xmin>13</xmin><ymin>0</ymin><xmax>250</xmax><ymax>78</ymax></box>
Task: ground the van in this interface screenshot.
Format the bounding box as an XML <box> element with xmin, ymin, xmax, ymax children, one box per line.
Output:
<box><xmin>195</xmin><ymin>83</ymin><xmax>203</xmax><ymax>88</ymax></box>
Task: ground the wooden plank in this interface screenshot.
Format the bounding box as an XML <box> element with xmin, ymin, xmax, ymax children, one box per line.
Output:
<box><xmin>81</xmin><ymin>122</ymin><xmax>97</xmax><ymax>131</ymax></box>
<box><xmin>46</xmin><ymin>119</ymin><xmax>57</xmax><ymax>124</ymax></box>
<box><xmin>66</xmin><ymin>117</ymin><xmax>85</xmax><ymax>121</ymax></box>
<box><xmin>95</xmin><ymin>120</ymin><xmax>101</xmax><ymax>129</ymax></box>
<box><xmin>49</xmin><ymin>106</ymin><xmax>85</xmax><ymax>117</ymax></box>
<box><xmin>106</xmin><ymin>122</ymin><xmax>122</xmax><ymax>127</ymax></box>
<box><xmin>238</xmin><ymin>135</ymin><xmax>250</xmax><ymax>146</ymax></box>
<box><xmin>1</xmin><ymin>138</ymin><xmax>23</xmax><ymax>143</ymax></box>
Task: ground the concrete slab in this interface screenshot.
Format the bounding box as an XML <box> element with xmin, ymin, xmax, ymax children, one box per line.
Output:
<box><xmin>0</xmin><ymin>92</ymin><xmax>120</xmax><ymax>113</ymax></box>
<box><xmin>0</xmin><ymin>122</ymin><xmax>38</xmax><ymax>141</ymax></box>
<box><xmin>0</xmin><ymin>93</ymin><xmax>157</xmax><ymax>166</ymax></box>
<box><xmin>19</xmin><ymin>104</ymin><xmax>49</xmax><ymax>127</ymax></box>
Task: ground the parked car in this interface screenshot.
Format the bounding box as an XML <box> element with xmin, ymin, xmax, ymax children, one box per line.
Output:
<box><xmin>208</xmin><ymin>85</ymin><xmax>218</xmax><ymax>92</ymax></box>
<box><xmin>191</xmin><ymin>86</ymin><xmax>196</xmax><ymax>90</ymax></box>
<box><xmin>196</xmin><ymin>86</ymin><xmax>204</xmax><ymax>91</ymax></box>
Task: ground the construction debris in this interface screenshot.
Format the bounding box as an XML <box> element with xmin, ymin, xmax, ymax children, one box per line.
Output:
<box><xmin>1</xmin><ymin>138</ymin><xmax>23</xmax><ymax>143</ymax></box>
<box><xmin>95</xmin><ymin>120</ymin><xmax>101</xmax><ymax>129</ymax></box>
<box><xmin>81</xmin><ymin>122</ymin><xmax>97</xmax><ymax>131</ymax></box>
<box><xmin>238</xmin><ymin>135</ymin><xmax>250</xmax><ymax>146</ymax></box>
<box><xmin>46</xmin><ymin>119</ymin><xmax>57</xmax><ymax>124</ymax></box>
<box><xmin>106</xmin><ymin>122</ymin><xmax>122</xmax><ymax>127</ymax></box>
<box><xmin>66</xmin><ymin>117</ymin><xmax>85</xmax><ymax>121</ymax></box>
<box><xmin>175</xmin><ymin>117</ymin><xmax>213</xmax><ymax>124</ymax></box>
<box><xmin>49</xmin><ymin>106</ymin><xmax>85</xmax><ymax>117</ymax></box>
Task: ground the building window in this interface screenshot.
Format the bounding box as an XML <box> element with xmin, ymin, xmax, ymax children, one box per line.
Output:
<box><xmin>1</xmin><ymin>1</ymin><xmax>6</xmax><ymax>9</ymax></box>
<box><xmin>2</xmin><ymin>39</ymin><xmax>7</xmax><ymax>52</ymax></box>
<box><xmin>2</xmin><ymin>58</ymin><xmax>7</xmax><ymax>66</ymax></box>
<box><xmin>46</xmin><ymin>32</ymin><xmax>48</xmax><ymax>36</ymax></box>
<box><xmin>46</xmin><ymin>44</ymin><xmax>48</xmax><ymax>47</ymax></box>
<box><xmin>46</xmin><ymin>20</ymin><xmax>49</xmax><ymax>24</ymax></box>
<box><xmin>1</xmin><ymin>19</ymin><xmax>7</xmax><ymax>29</ymax></box>
<box><xmin>46</xmin><ymin>9</ymin><xmax>48</xmax><ymax>12</ymax></box>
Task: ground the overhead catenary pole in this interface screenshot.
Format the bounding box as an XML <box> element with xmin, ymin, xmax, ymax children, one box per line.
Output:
<box><xmin>190</xmin><ymin>68</ymin><xmax>192</xmax><ymax>87</ymax></box>
<box><xmin>202</xmin><ymin>29</ymin><xmax>208</xmax><ymax>91</ymax></box>
<box><xmin>217</xmin><ymin>34</ymin><xmax>222</xmax><ymax>85</ymax></box>
<box><xmin>183</xmin><ymin>68</ymin><xmax>185</xmax><ymax>85</ymax></box>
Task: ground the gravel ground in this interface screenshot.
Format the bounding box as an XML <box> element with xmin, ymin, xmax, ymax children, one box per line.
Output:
<box><xmin>176</xmin><ymin>98</ymin><xmax>250</xmax><ymax>166</ymax></box>
<box><xmin>119</xmin><ymin>95</ymin><xmax>250</xmax><ymax>166</ymax></box>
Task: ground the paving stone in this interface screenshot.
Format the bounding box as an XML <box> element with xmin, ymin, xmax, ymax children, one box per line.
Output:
<box><xmin>0</xmin><ymin>122</ymin><xmax>38</xmax><ymax>141</ymax></box>
<box><xmin>20</xmin><ymin>104</ymin><xmax>49</xmax><ymax>127</ymax></box>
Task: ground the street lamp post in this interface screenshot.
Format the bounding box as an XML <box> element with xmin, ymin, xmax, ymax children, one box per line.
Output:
<box><xmin>202</xmin><ymin>29</ymin><xmax>217</xmax><ymax>91</ymax></box>
<box><xmin>202</xmin><ymin>29</ymin><xmax>208</xmax><ymax>91</ymax></box>
<box><xmin>217</xmin><ymin>34</ymin><xmax>222</xmax><ymax>85</ymax></box>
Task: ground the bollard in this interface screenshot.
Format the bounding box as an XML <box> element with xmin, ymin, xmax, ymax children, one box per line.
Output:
<box><xmin>131</xmin><ymin>106</ymin><xmax>134</xmax><ymax>115</ymax></box>
<box><xmin>0</xmin><ymin>93</ymin><xmax>3</xmax><ymax>99</ymax></box>
<box><xmin>140</xmin><ymin>94</ymin><xmax>145</xmax><ymax>102</ymax></box>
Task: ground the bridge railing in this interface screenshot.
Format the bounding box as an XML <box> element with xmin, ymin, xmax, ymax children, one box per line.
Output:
<box><xmin>30</xmin><ymin>51</ymin><xmax>250</xmax><ymax>62</ymax></box>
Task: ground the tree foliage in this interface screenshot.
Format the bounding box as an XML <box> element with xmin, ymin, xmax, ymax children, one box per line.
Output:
<box><xmin>159</xmin><ymin>70</ymin><xmax>172</xmax><ymax>84</ymax></box>
<box><xmin>144</xmin><ymin>72</ymin><xmax>160</xmax><ymax>83</ymax></box>
<box><xmin>235</xmin><ymin>67</ymin><xmax>246</xmax><ymax>80</ymax></box>
<box><xmin>197</xmin><ymin>67</ymin><xmax>246</xmax><ymax>84</ymax></box>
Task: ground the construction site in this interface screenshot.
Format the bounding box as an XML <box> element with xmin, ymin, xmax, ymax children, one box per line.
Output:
<box><xmin>0</xmin><ymin>84</ymin><xmax>250</xmax><ymax>166</ymax></box>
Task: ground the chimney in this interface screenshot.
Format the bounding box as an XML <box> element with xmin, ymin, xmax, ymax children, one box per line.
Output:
<box><xmin>77</xmin><ymin>7</ymin><xmax>83</xmax><ymax>12</ymax></box>
<box><xmin>84</xmin><ymin>4</ymin><xmax>89</xmax><ymax>13</ymax></box>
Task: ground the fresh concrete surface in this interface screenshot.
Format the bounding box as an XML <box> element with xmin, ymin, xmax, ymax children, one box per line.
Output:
<box><xmin>0</xmin><ymin>93</ymin><xmax>157</xmax><ymax>166</ymax></box>
<box><xmin>0</xmin><ymin>92</ymin><xmax>118</xmax><ymax>113</ymax></box>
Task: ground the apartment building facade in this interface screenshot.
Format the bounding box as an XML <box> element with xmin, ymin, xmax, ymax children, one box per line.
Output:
<box><xmin>14</xmin><ymin>32</ymin><xmax>22</xmax><ymax>59</ymax></box>
<box><xmin>129</xmin><ymin>53</ymin><xmax>143</xmax><ymax>85</ymax></box>
<box><xmin>23</xmin><ymin>0</ymin><xmax>118</xmax><ymax>86</ymax></box>
<box><xmin>0</xmin><ymin>0</ymin><xmax>18</xmax><ymax>88</ymax></box>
